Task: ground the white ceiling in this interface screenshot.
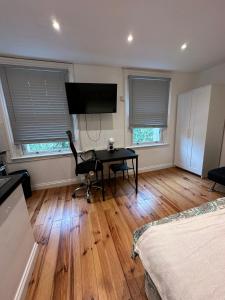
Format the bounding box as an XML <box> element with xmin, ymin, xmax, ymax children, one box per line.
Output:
<box><xmin>0</xmin><ymin>0</ymin><xmax>225</xmax><ymax>72</ymax></box>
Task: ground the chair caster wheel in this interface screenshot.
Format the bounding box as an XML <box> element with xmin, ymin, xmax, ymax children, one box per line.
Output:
<box><xmin>87</xmin><ymin>192</ymin><xmax>92</xmax><ymax>203</ymax></box>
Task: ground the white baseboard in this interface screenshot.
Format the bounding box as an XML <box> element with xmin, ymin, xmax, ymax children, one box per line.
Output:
<box><xmin>32</xmin><ymin>178</ymin><xmax>79</xmax><ymax>190</ymax></box>
<box><xmin>139</xmin><ymin>163</ymin><xmax>174</xmax><ymax>173</ymax></box>
<box><xmin>14</xmin><ymin>242</ymin><xmax>39</xmax><ymax>300</ymax></box>
<box><xmin>32</xmin><ymin>163</ymin><xmax>174</xmax><ymax>190</ymax></box>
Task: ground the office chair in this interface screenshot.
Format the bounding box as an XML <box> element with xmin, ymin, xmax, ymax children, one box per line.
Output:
<box><xmin>108</xmin><ymin>148</ymin><xmax>136</xmax><ymax>193</ymax></box>
<box><xmin>66</xmin><ymin>130</ymin><xmax>104</xmax><ymax>203</ymax></box>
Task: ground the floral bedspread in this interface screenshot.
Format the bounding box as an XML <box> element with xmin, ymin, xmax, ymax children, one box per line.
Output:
<box><xmin>132</xmin><ymin>197</ymin><xmax>225</xmax><ymax>258</ymax></box>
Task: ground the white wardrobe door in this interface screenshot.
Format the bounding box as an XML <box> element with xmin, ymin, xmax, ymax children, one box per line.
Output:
<box><xmin>189</xmin><ymin>87</ymin><xmax>210</xmax><ymax>175</ymax></box>
<box><xmin>175</xmin><ymin>91</ymin><xmax>192</xmax><ymax>169</ymax></box>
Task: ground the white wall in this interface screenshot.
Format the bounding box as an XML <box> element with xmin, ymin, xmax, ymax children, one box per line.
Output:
<box><xmin>7</xmin><ymin>155</ymin><xmax>75</xmax><ymax>190</ymax></box>
<box><xmin>1</xmin><ymin>62</ymin><xmax>196</xmax><ymax>189</ymax></box>
<box><xmin>195</xmin><ymin>62</ymin><xmax>225</xmax><ymax>166</ymax></box>
<box><xmin>196</xmin><ymin>62</ymin><xmax>225</xmax><ymax>86</ymax></box>
<box><xmin>74</xmin><ymin>64</ymin><xmax>125</xmax><ymax>150</ymax></box>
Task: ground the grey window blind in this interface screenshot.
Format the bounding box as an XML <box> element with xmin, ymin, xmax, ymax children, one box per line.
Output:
<box><xmin>129</xmin><ymin>75</ymin><xmax>170</xmax><ymax>128</ymax></box>
<box><xmin>0</xmin><ymin>65</ymin><xmax>72</xmax><ymax>144</ymax></box>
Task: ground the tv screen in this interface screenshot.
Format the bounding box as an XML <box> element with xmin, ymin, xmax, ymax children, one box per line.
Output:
<box><xmin>65</xmin><ymin>82</ymin><xmax>117</xmax><ymax>114</ymax></box>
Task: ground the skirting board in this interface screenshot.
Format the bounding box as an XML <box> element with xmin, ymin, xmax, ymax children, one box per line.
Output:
<box><xmin>138</xmin><ymin>163</ymin><xmax>173</xmax><ymax>173</ymax></box>
<box><xmin>14</xmin><ymin>242</ymin><xmax>39</xmax><ymax>300</ymax></box>
<box><xmin>32</xmin><ymin>177</ymin><xmax>79</xmax><ymax>190</ymax></box>
<box><xmin>32</xmin><ymin>163</ymin><xmax>174</xmax><ymax>190</ymax></box>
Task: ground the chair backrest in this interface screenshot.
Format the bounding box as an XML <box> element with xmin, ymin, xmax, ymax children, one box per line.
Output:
<box><xmin>127</xmin><ymin>147</ymin><xmax>135</xmax><ymax>153</ymax></box>
<box><xmin>66</xmin><ymin>130</ymin><xmax>78</xmax><ymax>165</ymax></box>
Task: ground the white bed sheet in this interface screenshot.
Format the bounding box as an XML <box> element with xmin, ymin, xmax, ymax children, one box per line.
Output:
<box><xmin>135</xmin><ymin>208</ymin><xmax>225</xmax><ymax>300</ymax></box>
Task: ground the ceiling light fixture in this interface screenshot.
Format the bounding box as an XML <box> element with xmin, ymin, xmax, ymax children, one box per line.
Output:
<box><xmin>127</xmin><ymin>34</ymin><xmax>133</xmax><ymax>43</ymax></box>
<box><xmin>52</xmin><ymin>18</ymin><xmax>61</xmax><ymax>32</ymax></box>
<box><xmin>180</xmin><ymin>43</ymin><xmax>188</xmax><ymax>51</ymax></box>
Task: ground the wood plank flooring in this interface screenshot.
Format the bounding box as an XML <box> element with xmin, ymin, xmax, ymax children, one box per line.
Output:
<box><xmin>25</xmin><ymin>167</ymin><xmax>223</xmax><ymax>300</ymax></box>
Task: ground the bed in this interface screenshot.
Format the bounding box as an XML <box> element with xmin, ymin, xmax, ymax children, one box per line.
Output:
<box><xmin>132</xmin><ymin>197</ymin><xmax>225</xmax><ymax>300</ymax></box>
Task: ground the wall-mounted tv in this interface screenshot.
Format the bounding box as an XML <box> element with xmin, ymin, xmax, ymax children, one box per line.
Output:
<box><xmin>65</xmin><ymin>82</ymin><xmax>117</xmax><ymax>114</ymax></box>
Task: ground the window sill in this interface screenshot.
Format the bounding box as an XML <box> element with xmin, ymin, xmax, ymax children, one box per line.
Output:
<box><xmin>131</xmin><ymin>143</ymin><xmax>169</xmax><ymax>149</ymax></box>
<box><xmin>10</xmin><ymin>151</ymin><xmax>72</xmax><ymax>163</ymax></box>
<box><xmin>8</xmin><ymin>143</ymin><xmax>169</xmax><ymax>163</ymax></box>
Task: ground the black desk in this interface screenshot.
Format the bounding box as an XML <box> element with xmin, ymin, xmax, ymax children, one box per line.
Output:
<box><xmin>95</xmin><ymin>148</ymin><xmax>138</xmax><ymax>197</ymax></box>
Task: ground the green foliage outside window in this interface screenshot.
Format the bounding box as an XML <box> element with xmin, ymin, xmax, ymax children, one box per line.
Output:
<box><xmin>23</xmin><ymin>141</ymin><xmax>69</xmax><ymax>154</ymax></box>
<box><xmin>133</xmin><ymin>128</ymin><xmax>161</xmax><ymax>144</ymax></box>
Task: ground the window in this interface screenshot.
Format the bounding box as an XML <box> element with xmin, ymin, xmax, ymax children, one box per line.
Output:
<box><xmin>22</xmin><ymin>141</ymin><xmax>70</xmax><ymax>155</ymax></box>
<box><xmin>0</xmin><ymin>65</ymin><xmax>73</xmax><ymax>155</ymax></box>
<box><xmin>133</xmin><ymin>128</ymin><xmax>162</xmax><ymax>145</ymax></box>
<box><xmin>128</xmin><ymin>75</ymin><xmax>170</xmax><ymax>145</ymax></box>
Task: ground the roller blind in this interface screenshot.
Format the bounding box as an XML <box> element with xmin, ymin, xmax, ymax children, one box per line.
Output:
<box><xmin>129</xmin><ymin>75</ymin><xmax>170</xmax><ymax>128</ymax></box>
<box><xmin>0</xmin><ymin>65</ymin><xmax>72</xmax><ymax>144</ymax></box>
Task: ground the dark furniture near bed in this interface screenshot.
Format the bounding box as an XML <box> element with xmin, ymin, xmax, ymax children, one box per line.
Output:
<box><xmin>208</xmin><ymin>167</ymin><xmax>225</xmax><ymax>191</ymax></box>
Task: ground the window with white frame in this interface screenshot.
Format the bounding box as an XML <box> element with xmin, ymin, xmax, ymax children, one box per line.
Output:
<box><xmin>22</xmin><ymin>142</ymin><xmax>70</xmax><ymax>155</ymax></box>
<box><xmin>0</xmin><ymin>65</ymin><xmax>72</xmax><ymax>155</ymax></box>
<box><xmin>133</xmin><ymin>128</ymin><xmax>162</xmax><ymax>144</ymax></box>
<box><xmin>128</xmin><ymin>75</ymin><xmax>170</xmax><ymax>145</ymax></box>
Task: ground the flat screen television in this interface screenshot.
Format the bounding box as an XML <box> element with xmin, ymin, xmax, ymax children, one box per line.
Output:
<box><xmin>65</xmin><ymin>82</ymin><xmax>117</xmax><ymax>114</ymax></box>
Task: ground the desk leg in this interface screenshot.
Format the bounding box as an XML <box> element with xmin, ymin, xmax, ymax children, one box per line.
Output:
<box><xmin>101</xmin><ymin>167</ymin><xmax>105</xmax><ymax>201</ymax></box>
<box><xmin>135</xmin><ymin>156</ymin><xmax>138</xmax><ymax>194</ymax></box>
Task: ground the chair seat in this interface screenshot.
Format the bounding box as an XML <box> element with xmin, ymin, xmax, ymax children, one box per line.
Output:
<box><xmin>109</xmin><ymin>163</ymin><xmax>129</xmax><ymax>173</ymax></box>
<box><xmin>76</xmin><ymin>160</ymin><xmax>102</xmax><ymax>175</ymax></box>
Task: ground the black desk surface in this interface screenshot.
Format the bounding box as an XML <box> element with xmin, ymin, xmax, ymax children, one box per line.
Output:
<box><xmin>95</xmin><ymin>148</ymin><xmax>137</xmax><ymax>163</ymax></box>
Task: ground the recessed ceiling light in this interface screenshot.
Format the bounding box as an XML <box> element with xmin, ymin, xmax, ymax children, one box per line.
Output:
<box><xmin>52</xmin><ymin>18</ymin><xmax>60</xmax><ymax>32</ymax></box>
<box><xmin>180</xmin><ymin>43</ymin><xmax>188</xmax><ymax>51</ymax></box>
<box><xmin>127</xmin><ymin>34</ymin><xmax>133</xmax><ymax>43</ymax></box>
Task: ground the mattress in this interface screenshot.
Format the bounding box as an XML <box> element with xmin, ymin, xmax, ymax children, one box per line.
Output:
<box><xmin>132</xmin><ymin>197</ymin><xmax>225</xmax><ymax>300</ymax></box>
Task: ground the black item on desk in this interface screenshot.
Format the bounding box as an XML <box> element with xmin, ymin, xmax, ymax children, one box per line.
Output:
<box><xmin>8</xmin><ymin>169</ymin><xmax>32</xmax><ymax>198</ymax></box>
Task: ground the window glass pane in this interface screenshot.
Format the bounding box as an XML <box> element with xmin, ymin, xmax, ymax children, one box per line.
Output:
<box><xmin>133</xmin><ymin>128</ymin><xmax>161</xmax><ymax>144</ymax></box>
<box><xmin>23</xmin><ymin>141</ymin><xmax>69</xmax><ymax>154</ymax></box>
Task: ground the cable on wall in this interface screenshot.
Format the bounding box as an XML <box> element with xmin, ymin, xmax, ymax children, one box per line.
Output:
<box><xmin>85</xmin><ymin>114</ymin><xmax>102</xmax><ymax>142</ymax></box>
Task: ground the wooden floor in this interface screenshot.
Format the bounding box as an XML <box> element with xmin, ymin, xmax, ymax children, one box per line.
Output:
<box><xmin>25</xmin><ymin>167</ymin><xmax>223</xmax><ymax>300</ymax></box>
